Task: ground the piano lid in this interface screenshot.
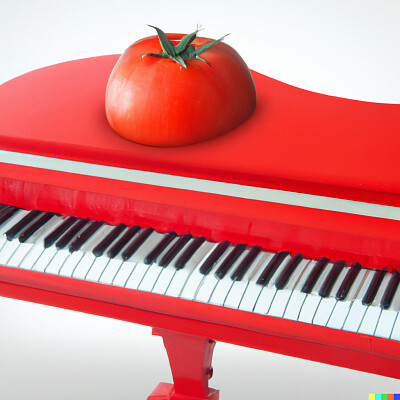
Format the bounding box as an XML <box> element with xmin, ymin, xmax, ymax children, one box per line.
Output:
<box><xmin>0</xmin><ymin>54</ymin><xmax>400</xmax><ymax>210</ymax></box>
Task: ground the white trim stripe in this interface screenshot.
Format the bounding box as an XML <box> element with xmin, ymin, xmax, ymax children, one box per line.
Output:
<box><xmin>1</xmin><ymin>149</ymin><xmax>400</xmax><ymax>221</ymax></box>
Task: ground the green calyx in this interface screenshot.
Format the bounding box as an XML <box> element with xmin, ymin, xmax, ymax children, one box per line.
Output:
<box><xmin>142</xmin><ymin>25</ymin><xmax>229</xmax><ymax>69</ymax></box>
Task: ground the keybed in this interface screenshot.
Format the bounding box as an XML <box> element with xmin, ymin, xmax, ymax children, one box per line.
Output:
<box><xmin>1</xmin><ymin>204</ymin><xmax>400</xmax><ymax>341</ymax></box>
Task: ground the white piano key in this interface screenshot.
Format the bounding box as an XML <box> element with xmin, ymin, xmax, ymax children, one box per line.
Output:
<box><xmin>7</xmin><ymin>215</ymin><xmax>62</xmax><ymax>268</ymax></box>
<box><xmin>268</xmin><ymin>258</ymin><xmax>311</xmax><ymax>318</ymax></box>
<box><xmin>359</xmin><ymin>306</ymin><xmax>383</xmax><ymax>336</ymax></box>
<box><xmin>112</xmin><ymin>261</ymin><xmax>137</xmax><ymax>287</ymax></box>
<box><xmin>41</xmin><ymin>219</ymin><xmax>99</xmax><ymax>275</ymax></box>
<box><xmin>125</xmin><ymin>262</ymin><xmax>148</xmax><ymax>289</ymax></box>
<box><xmin>375</xmin><ymin>280</ymin><xmax>400</xmax><ymax>338</ymax></box>
<box><xmin>167</xmin><ymin>240</ymin><xmax>216</xmax><ymax>298</ymax></box>
<box><xmin>86</xmin><ymin>226</ymin><xmax>131</xmax><ymax>282</ymax></box>
<box><xmin>195</xmin><ymin>245</ymin><xmax>237</xmax><ymax>303</ymax></box>
<box><xmin>253</xmin><ymin>253</ymin><xmax>292</xmax><ymax>315</ymax></box>
<box><xmin>0</xmin><ymin>239</ymin><xmax>22</xmax><ymax>266</ymax></box>
<box><xmin>298</xmin><ymin>295</ymin><xmax>321</xmax><ymax>323</ymax></box>
<box><xmin>19</xmin><ymin>244</ymin><xmax>46</xmax><ymax>270</ymax></box>
<box><xmin>22</xmin><ymin>216</ymin><xmax>70</xmax><ymax>271</ymax></box>
<box><xmin>7</xmin><ymin>243</ymin><xmax>33</xmax><ymax>267</ymax></box>
<box><xmin>238</xmin><ymin>252</ymin><xmax>275</xmax><ymax>312</ymax></box>
<box><xmin>195</xmin><ymin>274</ymin><xmax>220</xmax><ymax>303</ymax></box>
<box><xmin>283</xmin><ymin>260</ymin><xmax>318</xmax><ymax>320</ymax></box>
<box><xmin>138</xmin><ymin>238</ymin><xmax>178</xmax><ymax>292</ymax></box>
<box><xmin>32</xmin><ymin>246</ymin><xmax>58</xmax><ymax>272</ymax></box>
<box><xmin>312</xmin><ymin>267</ymin><xmax>349</xmax><ymax>326</ymax></box>
<box><xmin>284</xmin><ymin>291</ymin><xmax>307</xmax><ymax>320</ymax></box>
<box><xmin>179</xmin><ymin>242</ymin><xmax>218</xmax><ymax>300</ymax></box>
<box><xmin>326</xmin><ymin>269</ymin><xmax>368</xmax><ymax>329</ymax></box>
<box><xmin>343</xmin><ymin>300</ymin><xmax>367</xmax><ymax>332</ymax></box>
<box><xmin>44</xmin><ymin>249</ymin><xmax>70</xmax><ymax>274</ymax></box>
<box><xmin>153</xmin><ymin>267</ymin><xmax>176</xmax><ymax>295</ymax></box>
<box><xmin>152</xmin><ymin>237</ymin><xmax>188</xmax><ymax>295</ymax></box>
<box><xmin>70</xmin><ymin>253</ymin><xmax>96</xmax><ymax>279</ymax></box>
<box><xmin>209</xmin><ymin>250</ymin><xmax>249</xmax><ymax>306</ymax></box>
<box><xmin>390</xmin><ymin>313</ymin><xmax>400</xmax><ymax>341</ymax></box>
<box><xmin>208</xmin><ymin>278</ymin><xmax>235</xmax><ymax>306</ymax></box>
<box><xmin>64</xmin><ymin>224</ymin><xmax>115</xmax><ymax>279</ymax></box>
<box><xmin>343</xmin><ymin>270</ymin><xmax>374</xmax><ymax>332</ymax></box>
<box><xmin>85</xmin><ymin>256</ymin><xmax>110</xmax><ymax>282</ymax></box>
<box><xmin>58</xmin><ymin>251</ymin><xmax>84</xmax><ymax>277</ymax></box>
<box><xmin>138</xmin><ymin>263</ymin><xmax>163</xmax><ymax>292</ymax></box>
<box><xmin>99</xmin><ymin>258</ymin><xmax>123</xmax><ymax>284</ymax></box>
<box><xmin>298</xmin><ymin>262</ymin><xmax>334</xmax><ymax>323</ymax></box>
<box><xmin>375</xmin><ymin>310</ymin><xmax>398</xmax><ymax>339</ymax></box>
<box><xmin>108</xmin><ymin>225</ymin><xmax>146</xmax><ymax>286</ymax></box>
<box><xmin>224</xmin><ymin>250</ymin><xmax>266</xmax><ymax>309</ymax></box>
<box><xmin>358</xmin><ymin>272</ymin><xmax>392</xmax><ymax>336</ymax></box>
<box><xmin>125</xmin><ymin>232</ymin><xmax>166</xmax><ymax>290</ymax></box>
<box><xmin>137</xmin><ymin>232</ymin><xmax>178</xmax><ymax>291</ymax></box>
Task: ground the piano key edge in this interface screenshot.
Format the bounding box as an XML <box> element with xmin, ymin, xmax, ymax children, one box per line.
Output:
<box><xmin>0</xmin><ymin>263</ymin><xmax>399</xmax><ymax>380</ymax></box>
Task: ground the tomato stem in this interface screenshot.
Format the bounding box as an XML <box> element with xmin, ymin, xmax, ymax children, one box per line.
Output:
<box><xmin>142</xmin><ymin>25</ymin><xmax>229</xmax><ymax>69</ymax></box>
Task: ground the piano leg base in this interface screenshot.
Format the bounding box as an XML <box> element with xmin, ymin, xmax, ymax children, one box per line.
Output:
<box><xmin>150</xmin><ymin>328</ymin><xmax>219</xmax><ymax>400</ymax></box>
<box><xmin>148</xmin><ymin>383</ymin><xmax>219</xmax><ymax>400</ymax></box>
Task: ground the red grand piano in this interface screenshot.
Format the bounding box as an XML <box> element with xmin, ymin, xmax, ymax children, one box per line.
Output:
<box><xmin>0</xmin><ymin>55</ymin><xmax>400</xmax><ymax>399</ymax></box>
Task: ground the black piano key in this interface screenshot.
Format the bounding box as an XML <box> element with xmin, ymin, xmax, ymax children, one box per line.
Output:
<box><xmin>301</xmin><ymin>257</ymin><xmax>329</xmax><ymax>294</ymax></box>
<box><xmin>231</xmin><ymin>245</ymin><xmax>262</xmax><ymax>282</ymax></box>
<box><xmin>19</xmin><ymin>212</ymin><xmax>55</xmax><ymax>243</ymax></box>
<box><xmin>256</xmin><ymin>251</ymin><xmax>290</xmax><ymax>286</ymax></box>
<box><xmin>144</xmin><ymin>231</ymin><xmax>177</xmax><ymax>265</ymax></box>
<box><xmin>175</xmin><ymin>236</ymin><xmax>207</xmax><ymax>270</ymax></box>
<box><xmin>362</xmin><ymin>268</ymin><xmax>387</xmax><ymax>306</ymax></box>
<box><xmin>122</xmin><ymin>227</ymin><xmax>154</xmax><ymax>261</ymax></box>
<box><xmin>275</xmin><ymin>253</ymin><xmax>304</xmax><ymax>290</ymax></box>
<box><xmin>0</xmin><ymin>206</ymin><xmax>19</xmax><ymax>228</ymax></box>
<box><xmin>6</xmin><ymin>210</ymin><xmax>42</xmax><ymax>241</ymax></box>
<box><xmin>199</xmin><ymin>240</ymin><xmax>231</xmax><ymax>275</ymax></box>
<box><xmin>319</xmin><ymin>260</ymin><xmax>346</xmax><ymax>298</ymax></box>
<box><xmin>92</xmin><ymin>223</ymin><xmax>127</xmax><ymax>257</ymax></box>
<box><xmin>0</xmin><ymin>205</ymin><xmax>11</xmax><ymax>219</ymax></box>
<box><xmin>381</xmin><ymin>270</ymin><xmax>400</xmax><ymax>309</ymax></box>
<box><xmin>215</xmin><ymin>243</ymin><xmax>247</xmax><ymax>280</ymax></box>
<box><xmin>56</xmin><ymin>219</ymin><xmax>90</xmax><ymax>250</ymax></box>
<box><xmin>335</xmin><ymin>262</ymin><xmax>362</xmax><ymax>301</ymax></box>
<box><xmin>107</xmin><ymin>225</ymin><xmax>141</xmax><ymax>258</ymax></box>
<box><xmin>158</xmin><ymin>233</ymin><xmax>192</xmax><ymax>268</ymax></box>
<box><xmin>43</xmin><ymin>216</ymin><xmax>78</xmax><ymax>248</ymax></box>
<box><xmin>69</xmin><ymin>220</ymin><xmax>104</xmax><ymax>253</ymax></box>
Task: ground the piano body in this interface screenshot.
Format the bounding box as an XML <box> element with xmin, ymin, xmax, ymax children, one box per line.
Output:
<box><xmin>0</xmin><ymin>55</ymin><xmax>400</xmax><ymax>399</ymax></box>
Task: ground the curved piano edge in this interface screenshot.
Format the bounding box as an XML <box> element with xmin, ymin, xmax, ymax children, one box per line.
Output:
<box><xmin>0</xmin><ymin>264</ymin><xmax>399</xmax><ymax>380</ymax></box>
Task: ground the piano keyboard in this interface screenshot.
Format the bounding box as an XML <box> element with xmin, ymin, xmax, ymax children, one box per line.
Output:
<box><xmin>1</xmin><ymin>204</ymin><xmax>400</xmax><ymax>341</ymax></box>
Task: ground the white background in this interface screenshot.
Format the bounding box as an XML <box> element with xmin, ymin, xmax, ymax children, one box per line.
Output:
<box><xmin>0</xmin><ymin>1</ymin><xmax>400</xmax><ymax>399</ymax></box>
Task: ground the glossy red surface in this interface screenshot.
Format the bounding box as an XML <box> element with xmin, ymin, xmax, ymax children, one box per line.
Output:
<box><xmin>1</xmin><ymin>56</ymin><xmax>400</xmax><ymax>398</ymax></box>
<box><xmin>150</xmin><ymin>328</ymin><xmax>219</xmax><ymax>399</ymax></box>
<box><xmin>1</xmin><ymin>56</ymin><xmax>400</xmax><ymax>204</ymax></box>
<box><xmin>0</xmin><ymin>266</ymin><xmax>399</xmax><ymax>379</ymax></box>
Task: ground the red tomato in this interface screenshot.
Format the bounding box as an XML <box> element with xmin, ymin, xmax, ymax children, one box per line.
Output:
<box><xmin>105</xmin><ymin>33</ymin><xmax>256</xmax><ymax>147</ymax></box>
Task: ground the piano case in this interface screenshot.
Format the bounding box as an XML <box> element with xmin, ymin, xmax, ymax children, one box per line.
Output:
<box><xmin>0</xmin><ymin>55</ymin><xmax>400</xmax><ymax>398</ymax></box>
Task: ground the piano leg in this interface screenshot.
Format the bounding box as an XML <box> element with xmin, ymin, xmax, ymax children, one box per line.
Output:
<box><xmin>148</xmin><ymin>328</ymin><xmax>219</xmax><ymax>400</ymax></box>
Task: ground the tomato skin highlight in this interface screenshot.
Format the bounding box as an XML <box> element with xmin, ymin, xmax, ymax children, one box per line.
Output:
<box><xmin>105</xmin><ymin>33</ymin><xmax>256</xmax><ymax>147</ymax></box>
